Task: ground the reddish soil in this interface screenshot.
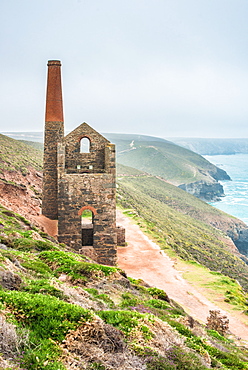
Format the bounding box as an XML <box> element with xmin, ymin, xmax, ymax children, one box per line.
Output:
<box><xmin>0</xmin><ymin>169</ymin><xmax>42</xmax><ymax>225</ymax></box>
<box><xmin>34</xmin><ymin>214</ymin><xmax>58</xmax><ymax>237</ymax></box>
<box><xmin>116</xmin><ymin>211</ymin><xmax>248</xmax><ymax>344</ymax></box>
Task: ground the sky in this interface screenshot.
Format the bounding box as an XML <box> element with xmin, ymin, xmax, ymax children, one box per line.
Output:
<box><xmin>1</xmin><ymin>0</ymin><xmax>248</xmax><ymax>138</ymax></box>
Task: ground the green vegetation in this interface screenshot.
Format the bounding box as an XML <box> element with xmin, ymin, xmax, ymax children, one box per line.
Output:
<box><xmin>0</xmin><ymin>134</ymin><xmax>42</xmax><ymax>174</ymax></box>
<box><xmin>174</xmin><ymin>261</ymin><xmax>248</xmax><ymax>314</ymax></box>
<box><xmin>1</xmin><ymin>134</ymin><xmax>248</xmax><ymax>369</ymax></box>
<box><xmin>0</xmin><ymin>290</ymin><xmax>92</xmax><ymax>369</ymax></box>
<box><xmin>117</xmin><ymin>173</ymin><xmax>248</xmax><ymax>291</ymax></box>
<box><xmin>0</xmin><ymin>204</ymin><xmax>248</xmax><ymax>369</ymax></box>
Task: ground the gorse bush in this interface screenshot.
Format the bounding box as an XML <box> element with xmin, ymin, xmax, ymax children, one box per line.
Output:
<box><xmin>13</xmin><ymin>237</ymin><xmax>58</xmax><ymax>252</ymax></box>
<box><xmin>24</xmin><ymin>279</ymin><xmax>65</xmax><ymax>299</ymax></box>
<box><xmin>0</xmin><ymin>290</ymin><xmax>93</xmax><ymax>341</ymax></box>
<box><xmin>97</xmin><ymin>310</ymin><xmax>153</xmax><ymax>339</ymax></box>
<box><xmin>0</xmin><ymin>290</ymin><xmax>93</xmax><ymax>369</ymax></box>
<box><xmin>39</xmin><ymin>250</ymin><xmax>119</xmax><ymax>282</ymax></box>
<box><xmin>21</xmin><ymin>260</ymin><xmax>53</xmax><ymax>277</ymax></box>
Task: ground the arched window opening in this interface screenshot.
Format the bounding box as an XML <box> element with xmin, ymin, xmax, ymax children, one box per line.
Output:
<box><xmin>80</xmin><ymin>137</ymin><xmax>90</xmax><ymax>153</ymax></box>
<box><xmin>81</xmin><ymin>209</ymin><xmax>93</xmax><ymax>246</ymax></box>
<box><xmin>81</xmin><ymin>209</ymin><xmax>93</xmax><ymax>225</ymax></box>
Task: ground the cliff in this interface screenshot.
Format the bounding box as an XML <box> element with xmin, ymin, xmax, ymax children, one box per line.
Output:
<box><xmin>179</xmin><ymin>180</ymin><xmax>225</xmax><ymax>201</ymax></box>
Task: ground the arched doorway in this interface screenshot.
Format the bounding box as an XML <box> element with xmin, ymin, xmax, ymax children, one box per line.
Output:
<box><xmin>78</xmin><ymin>206</ymin><xmax>97</xmax><ymax>246</ymax></box>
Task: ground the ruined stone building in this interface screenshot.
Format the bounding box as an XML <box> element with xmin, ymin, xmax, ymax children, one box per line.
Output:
<box><xmin>42</xmin><ymin>60</ymin><xmax>123</xmax><ymax>265</ymax></box>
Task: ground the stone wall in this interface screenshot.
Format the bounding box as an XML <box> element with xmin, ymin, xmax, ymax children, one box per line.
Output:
<box><xmin>117</xmin><ymin>226</ymin><xmax>126</xmax><ymax>246</ymax></box>
<box><xmin>42</xmin><ymin>122</ymin><xmax>64</xmax><ymax>220</ymax></box>
<box><xmin>57</xmin><ymin>123</ymin><xmax>118</xmax><ymax>266</ymax></box>
<box><xmin>64</xmin><ymin>123</ymin><xmax>109</xmax><ymax>173</ymax></box>
<box><xmin>42</xmin><ymin>60</ymin><xmax>64</xmax><ymax>220</ymax></box>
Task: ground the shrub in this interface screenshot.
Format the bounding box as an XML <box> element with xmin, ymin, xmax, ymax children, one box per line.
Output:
<box><xmin>0</xmin><ymin>290</ymin><xmax>93</xmax><ymax>341</ymax></box>
<box><xmin>146</xmin><ymin>299</ymin><xmax>170</xmax><ymax>310</ymax></box>
<box><xmin>21</xmin><ymin>260</ymin><xmax>53</xmax><ymax>277</ymax></box>
<box><xmin>39</xmin><ymin>251</ymin><xmax>119</xmax><ymax>282</ymax></box>
<box><xmin>120</xmin><ymin>292</ymin><xmax>141</xmax><ymax>308</ymax></box>
<box><xmin>97</xmin><ymin>310</ymin><xmax>153</xmax><ymax>339</ymax></box>
<box><xmin>147</xmin><ymin>287</ymin><xmax>170</xmax><ymax>302</ymax></box>
<box><xmin>167</xmin><ymin>320</ymin><xmax>193</xmax><ymax>337</ymax></box>
<box><xmin>13</xmin><ymin>238</ymin><xmax>56</xmax><ymax>252</ymax></box>
<box><xmin>0</xmin><ymin>314</ymin><xmax>29</xmax><ymax>357</ymax></box>
<box><xmin>206</xmin><ymin>310</ymin><xmax>229</xmax><ymax>336</ymax></box>
<box><xmin>24</xmin><ymin>279</ymin><xmax>65</xmax><ymax>299</ymax></box>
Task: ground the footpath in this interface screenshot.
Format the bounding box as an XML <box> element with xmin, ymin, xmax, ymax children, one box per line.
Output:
<box><xmin>117</xmin><ymin>211</ymin><xmax>248</xmax><ymax>344</ymax></box>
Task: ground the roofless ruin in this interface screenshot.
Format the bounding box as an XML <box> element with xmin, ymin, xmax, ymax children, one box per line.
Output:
<box><xmin>42</xmin><ymin>60</ymin><xmax>123</xmax><ymax>265</ymax></box>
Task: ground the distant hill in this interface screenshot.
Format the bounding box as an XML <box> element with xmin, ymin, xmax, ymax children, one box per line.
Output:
<box><xmin>106</xmin><ymin>133</ymin><xmax>230</xmax><ymax>201</ymax></box>
<box><xmin>169</xmin><ymin>138</ymin><xmax>248</xmax><ymax>155</ymax></box>
<box><xmin>1</xmin><ymin>131</ymin><xmax>44</xmax><ymax>142</ymax></box>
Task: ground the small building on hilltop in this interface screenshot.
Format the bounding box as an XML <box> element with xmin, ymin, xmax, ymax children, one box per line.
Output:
<box><xmin>42</xmin><ymin>60</ymin><xmax>123</xmax><ymax>265</ymax></box>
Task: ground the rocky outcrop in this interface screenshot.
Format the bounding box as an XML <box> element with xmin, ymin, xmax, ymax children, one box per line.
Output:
<box><xmin>178</xmin><ymin>180</ymin><xmax>225</xmax><ymax>202</ymax></box>
<box><xmin>209</xmin><ymin>166</ymin><xmax>231</xmax><ymax>181</ymax></box>
<box><xmin>226</xmin><ymin>225</ymin><xmax>248</xmax><ymax>261</ymax></box>
<box><xmin>209</xmin><ymin>217</ymin><xmax>248</xmax><ymax>261</ymax></box>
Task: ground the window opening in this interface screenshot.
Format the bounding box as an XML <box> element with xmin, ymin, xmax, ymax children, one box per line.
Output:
<box><xmin>80</xmin><ymin>137</ymin><xmax>90</xmax><ymax>153</ymax></box>
<box><xmin>81</xmin><ymin>209</ymin><xmax>93</xmax><ymax>246</ymax></box>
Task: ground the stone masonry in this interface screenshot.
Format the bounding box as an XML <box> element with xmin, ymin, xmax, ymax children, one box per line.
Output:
<box><xmin>42</xmin><ymin>60</ymin><xmax>64</xmax><ymax>220</ymax></box>
<box><xmin>42</xmin><ymin>60</ymin><xmax>121</xmax><ymax>265</ymax></box>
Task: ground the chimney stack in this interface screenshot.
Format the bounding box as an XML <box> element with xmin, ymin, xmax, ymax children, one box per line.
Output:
<box><xmin>42</xmin><ymin>60</ymin><xmax>64</xmax><ymax>220</ymax></box>
<box><xmin>45</xmin><ymin>60</ymin><xmax>64</xmax><ymax>122</ymax></box>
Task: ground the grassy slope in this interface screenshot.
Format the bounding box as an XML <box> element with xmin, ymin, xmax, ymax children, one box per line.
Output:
<box><xmin>0</xmin><ymin>134</ymin><xmax>248</xmax><ymax>368</ymax></box>
<box><xmin>106</xmin><ymin>133</ymin><xmax>229</xmax><ymax>185</ymax></box>
<box><xmin>0</xmin><ymin>134</ymin><xmax>42</xmax><ymax>174</ymax></box>
<box><xmin>4</xmin><ymin>133</ymin><xmax>247</xmax><ymax>287</ymax></box>
<box><xmin>0</xmin><ymin>205</ymin><xmax>248</xmax><ymax>370</ymax></box>
<box><xmin>117</xmin><ymin>164</ymin><xmax>248</xmax><ymax>292</ymax></box>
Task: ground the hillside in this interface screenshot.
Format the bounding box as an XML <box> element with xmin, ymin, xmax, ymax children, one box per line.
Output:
<box><xmin>117</xmin><ymin>164</ymin><xmax>248</xmax><ymax>289</ymax></box>
<box><xmin>0</xmin><ymin>134</ymin><xmax>43</xmax><ymax>224</ymax></box>
<box><xmin>0</xmin><ymin>134</ymin><xmax>42</xmax><ymax>174</ymax></box>
<box><xmin>1</xmin><ymin>205</ymin><xmax>248</xmax><ymax>369</ymax></box>
<box><xmin>106</xmin><ymin>133</ymin><xmax>230</xmax><ymax>201</ymax></box>
<box><xmin>1</xmin><ymin>134</ymin><xmax>248</xmax><ymax>368</ymax></box>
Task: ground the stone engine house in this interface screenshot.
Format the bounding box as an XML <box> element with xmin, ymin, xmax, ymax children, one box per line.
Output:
<box><xmin>42</xmin><ymin>60</ymin><xmax>122</xmax><ymax>265</ymax></box>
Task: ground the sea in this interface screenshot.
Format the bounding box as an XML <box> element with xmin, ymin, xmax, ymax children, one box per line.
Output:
<box><xmin>205</xmin><ymin>154</ymin><xmax>248</xmax><ymax>225</ymax></box>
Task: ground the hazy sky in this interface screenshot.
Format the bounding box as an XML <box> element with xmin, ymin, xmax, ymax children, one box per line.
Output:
<box><xmin>1</xmin><ymin>0</ymin><xmax>248</xmax><ymax>138</ymax></box>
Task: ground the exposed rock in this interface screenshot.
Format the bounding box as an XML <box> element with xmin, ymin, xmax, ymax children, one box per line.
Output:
<box><xmin>0</xmin><ymin>271</ymin><xmax>22</xmax><ymax>290</ymax></box>
<box><xmin>178</xmin><ymin>180</ymin><xmax>225</xmax><ymax>201</ymax></box>
<box><xmin>228</xmin><ymin>226</ymin><xmax>248</xmax><ymax>259</ymax></box>
<box><xmin>209</xmin><ymin>166</ymin><xmax>231</xmax><ymax>181</ymax></box>
<box><xmin>0</xmin><ymin>244</ymin><xmax>8</xmax><ymax>250</ymax></box>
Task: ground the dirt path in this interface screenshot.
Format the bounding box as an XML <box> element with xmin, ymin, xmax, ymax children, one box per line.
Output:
<box><xmin>34</xmin><ymin>215</ymin><xmax>58</xmax><ymax>237</ymax></box>
<box><xmin>117</xmin><ymin>211</ymin><xmax>248</xmax><ymax>344</ymax></box>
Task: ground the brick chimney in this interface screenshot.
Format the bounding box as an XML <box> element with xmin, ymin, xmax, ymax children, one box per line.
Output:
<box><xmin>42</xmin><ymin>60</ymin><xmax>64</xmax><ymax>220</ymax></box>
<box><xmin>45</xmin><ymin>60</ymin><xmax>64</xmax><ymax>122</ymax></box>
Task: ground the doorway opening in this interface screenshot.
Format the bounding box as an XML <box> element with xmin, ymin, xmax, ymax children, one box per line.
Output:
<box><xmin>81</xmin><ymin>209</ymin><xmax>93</xmax><ymax>246</ymax></box>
